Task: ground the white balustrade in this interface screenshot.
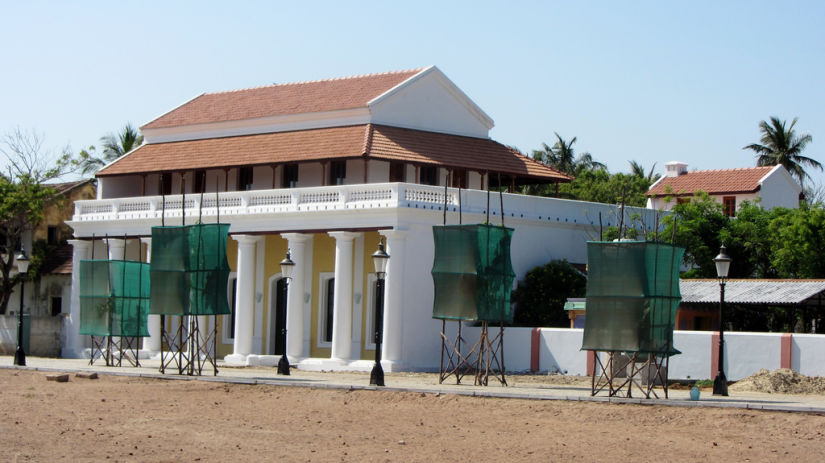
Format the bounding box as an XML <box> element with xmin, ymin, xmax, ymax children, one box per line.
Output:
<box><xmin>71</xmin><ymin>183</ymin><xmax>661</xmax><ymax>229</ymax></box>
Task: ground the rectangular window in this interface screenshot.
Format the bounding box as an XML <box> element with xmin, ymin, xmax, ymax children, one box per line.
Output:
<box><xmin>237</xmin><ymin>167</ymin><xmax>254</xmax><ymax>191</ymax></box>
<box><xmin>723</xmin><ymin>196</ymin><xmax>736</xmax><ymax>217</ymax></box>
<box><xmin>329</xmin><ymin>161</ymin><xmax>346</xmax><ymax>185</ymax></box>
<box><xmin>282</xmin><ymin>164</ymin><xmax>299</xmax><ymax>188</ymax></box>
<box><xmin>193</xmin><ymin>170</ymin><xmax>206</xmax><ymax>194</ymax></box>
<box><xmin>389</xmin><ymin>162</ymin><xmax>406</xmax><ymax>183</ymax></box>
<box><xmin>324</xmin><ymin>278</ymin><xmax>335</xmax><ymax>343</ymax></box>
<box><xmin>229</xmin><ymin>278</ymin><xmax>237</xmax><ymax>339</ymax></box>
<box><xmin>420</xmin><ymin>165</ymin><xmax>438</xmax><ymax>186</ymax></box>
<box><xmin>47</xmin><ymin>226</ymin><xmax>59</xmax><ymax>245</ymax></box>
<box><xmin>50</xmin><ymin>296</ymin><xmax>62</xmax><ymax>316</ymax></box>
<box><xmin>159</xmin><ymin>173</ymin><xmax>172</xmax><ymax>196</ymax></box>
<box><xmin>676</xmin><ymin>197</ymin><xmax>690</xmax><ymax>205</ymax></box>
<box><xmin>451</xmin><ymin>169</ymin><xmax>467</xmax><ymax>189</ymax></box>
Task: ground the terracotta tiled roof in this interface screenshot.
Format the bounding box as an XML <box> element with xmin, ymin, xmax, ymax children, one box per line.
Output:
<box><xmin>142</xmin><ymin>69</ymin><xmax>424</xmax><ymax>129</ymax></box>
<box><xmin>98</xmin><ymin>125</ymin><xmax>369</xmax><ymax>175</ymax></box>
<box><xmin>646</xmin><ymin>166</ymin><xmax>774</xmax><ymax>197</ymax></box>
<box><xmin>97</xmin><ymin>124</ymin><xmax>572</xmax><ymax>183</ymax></box>
<box><xmin>366</xmin><ymin>125</ymin><xmax>572</xmax><ymax>182</ymax></box>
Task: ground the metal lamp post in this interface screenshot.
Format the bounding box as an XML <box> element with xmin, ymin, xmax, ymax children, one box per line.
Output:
<box><xmin>14</xmin><ymin>247</ymin><xmax>30</xmax><ymax>367</ymax></box>
<box><xmin>713</xmin><ymin>244</ymin><xmax>731</xmax><ymax>396</ymax></box>
<box><xmin>277</xmin><ymin>250</ymin><xmax>296</xmax><ymax>375</ymax></box>
<box><xmin>370</xmin><ymin>239</ymin><xmax>390</xmax><ymax>387</ymax></box>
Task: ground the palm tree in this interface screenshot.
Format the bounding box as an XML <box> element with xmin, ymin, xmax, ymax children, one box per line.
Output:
<box><xmin>531</xmin><ymin>133</ymin><xmax>605</xmax><ymax>176</ymax></box>
<box><xmin>78</xmin><ymin>123</ymin><xmax>143</xmax><ymax>175</ymax></box>
<box><xmin>629</xmin><ymin>160</ymin><xmax>660</xmax><ymax>183</ymax></box>
<box><xmin>743</xmin><ymin>116</ymin><xmax>821</xmax><ymax>186</ymax></box>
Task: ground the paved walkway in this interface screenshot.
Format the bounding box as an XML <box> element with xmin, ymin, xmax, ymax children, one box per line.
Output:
<box><xmin>3</xmin><ymin>356</ymin><xmax>825</xmax><ymax>414</ymax></box>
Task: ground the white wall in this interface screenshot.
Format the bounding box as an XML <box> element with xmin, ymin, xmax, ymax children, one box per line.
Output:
<box><xmin>759</xmin><ymin>166</ymin><xmax>801</xmax><ymax>209</ymax></box>
<box><xmin>792</xmin><ymin>334</ymin><xmax>825</xmax><ymax>376</ymax></box>
<box><xmin>370</xmin><ymin>69</ymin><xmax>492</xmax><ymax>139</ymax></box>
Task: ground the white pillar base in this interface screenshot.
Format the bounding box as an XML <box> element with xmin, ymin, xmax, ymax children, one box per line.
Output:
<box><xmin>223</xmin><ymin>353</ymin><xmax>249</xmax><ymax>366</ymax></box>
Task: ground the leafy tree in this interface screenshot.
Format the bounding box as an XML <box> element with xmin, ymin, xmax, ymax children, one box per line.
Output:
<box><xmin>661</xmin><ymin>192</ymin><xmax>731</xmax><ymax>278</ymax></box>
<box><xmin>769</xmin><ymin>204</ymin><xmax>825</xmax><ymax>278</ymax></box>
<box><xmin>512</xmin><ymin>260</ymin><xmax>586</xmax><ymax>327</ymax></box>
<box><xmin>531</xmin><ymin>133</ymin><xmax>605</xmax><ymax>176</ymax></box>
<box><xmin>78</xmin><ymin>123</ymin><xmax>143</xmax><ymax>175</ymax></box>
<box><xmin>743</xmin><ymin>116</ymin><xmax>821</xmax><ymax>186</ymax></box>
<box><xmin>561</xmin><ymin>170</ymin><xmax>652</xmax><ymax>206</ymax></box>
<box><xmin>720</xmin><ymin>202</ymin><xmax>776</xmax><ymax>278</ymax></box>
<box><xmin>0</xmin><ymin>128</ymin><xmax>75</xmax><ymax>314</ymax></box>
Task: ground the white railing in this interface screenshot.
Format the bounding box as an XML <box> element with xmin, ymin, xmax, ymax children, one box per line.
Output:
<box><xmin>73</xmin><ymin>183</ymin><xmax>459</xmax><ymax>222</ymax></box>
<box><xmin>72</xmin><ymin>182</ymin><xmax>658</xmax><ymax>229</ymax></box>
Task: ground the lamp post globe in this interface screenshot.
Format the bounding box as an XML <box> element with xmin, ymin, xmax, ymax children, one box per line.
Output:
<box><xmin>712</xmin><ymin>244</ymin><xmax>731</xmax><ymax>396</ymax></box>
<box><xmin>277</xmin><ymin>250</ymin><xmax>295</xmax><ymax>375</ymax></box>
<box><xmin>370</xmin><ymin>240</ymin><xmax>390</xmax><ymax>387</ymax></box>
<box><xmin>13</xmin><ymin>247</ymin><xmax>30</xmax><ymax>367</ymax></box>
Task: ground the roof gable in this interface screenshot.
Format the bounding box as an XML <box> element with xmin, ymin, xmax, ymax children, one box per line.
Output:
<box><xmin>647</xmin><ymin>166</ymin><xmax>774</xmax><ymax>197</ymax></box>
<box><xmin>367</xmin><ymin>66</ymin><xmax>494</xmax><ymax>138</ymax></box>
<box><xmin>142</xmin><ymin>69</ymin><xmax>424</xmax><ymax>130</ymax></box>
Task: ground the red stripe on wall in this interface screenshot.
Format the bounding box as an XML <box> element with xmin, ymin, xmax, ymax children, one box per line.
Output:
<box><xmin>710</xmin><ymin>332</ymin><xmax>720</xmax><ymax>379</ymax></box>
<box><xmin>530</xmin><ymin>328</ymin><xmax>541</xmax><ymax>372</ymax></box>
<box><xmin>780</xmin><ymin>333</ymin><xmax>792</xmax><ymax>369</ymax></box>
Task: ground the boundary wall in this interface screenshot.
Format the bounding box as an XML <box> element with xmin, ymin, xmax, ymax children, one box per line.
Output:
<box><xmin>470</xmin><ymin>327</ymin><xmax>825</xmax><ymax>380</ymax></box>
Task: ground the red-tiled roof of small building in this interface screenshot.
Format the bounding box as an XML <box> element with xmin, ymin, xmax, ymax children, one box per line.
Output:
<box><xmin>97</xmin><ymin>124</ymin><xmax>571</xmax><ymax>183</ymax></box>
<box><xmin>142</xmin><ymin>69</ymin><xmax>425</xmax><ymax>129</ymax></box>
<box><xmin>646</xmin><ymin>166</ymin><xmax>774</xmax><ymax>197</ymax></box>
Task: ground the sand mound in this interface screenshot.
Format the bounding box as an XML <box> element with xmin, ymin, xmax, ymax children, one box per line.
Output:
<box><xmin>730</xmin><ymin>368</ymin><xmax>825</xmax><ymax>395</ymax></box>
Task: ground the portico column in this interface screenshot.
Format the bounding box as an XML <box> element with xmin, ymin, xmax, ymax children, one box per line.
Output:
<box><xmin>281</xmin><ymin>233</ymin><xmax>311</xmax><ymax>360</ymax></box>
<box><xmin>139</xmin><ymin>237</ymin><xmax>161</xmax><ymax>353</ymax></box>
<box><xmin>228</xmin><ymin>235</ymin><xmax>260</xmax><ymax>362</ymax></box>
<box><xmin>105</xmin><ymin>238</ymin><xmax>126</xmax><ymax>260</ymax></box>
<box><xmin>329</xmin><ymin>232</ymin><xmax>358</xmax><ymax>362</ymax></box>
<box><xmin>379</xmin><ymin>229</ymin><xmax>408</xmax><ymax>368</ymax></box>
<box><xmin>64</xmin><ymin>239</ymin><xmax>91</xmax><ymax>358</ymax></box>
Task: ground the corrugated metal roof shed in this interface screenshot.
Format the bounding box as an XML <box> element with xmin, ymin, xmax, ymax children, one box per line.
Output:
<box><xmin>680</xmin><ymin>279</ymin><xmax>825</xmax><ymax>306</ymax></box>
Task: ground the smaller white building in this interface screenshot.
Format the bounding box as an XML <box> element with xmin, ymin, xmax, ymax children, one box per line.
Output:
<box><xmin>646</xmin><ymin>161</ymin><xmax>801</xmax><ymax>215</ymax></box>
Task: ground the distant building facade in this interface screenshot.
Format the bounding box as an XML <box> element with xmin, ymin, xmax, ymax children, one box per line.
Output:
<box><xmin>646</xmin><ymin>161</ymin><xmax>801</xmax><ymax>216</ymax></box>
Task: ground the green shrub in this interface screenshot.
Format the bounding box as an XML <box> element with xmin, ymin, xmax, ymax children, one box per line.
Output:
<box><xmin>512</xmin><ymin>259</ymin><xmax>586</xmax><ymax>327</ymax></box>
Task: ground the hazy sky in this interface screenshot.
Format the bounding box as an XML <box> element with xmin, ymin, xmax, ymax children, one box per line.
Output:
<box><xmin>2</xmin><ymin>1</ymin><xmax>823</xmax><ymax>185</ymax></box>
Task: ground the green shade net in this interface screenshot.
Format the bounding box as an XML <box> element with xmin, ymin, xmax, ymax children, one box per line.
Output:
<box><xmin>582</xmin><ymin>241</ymin><xmax>685</xmax><ymax>355</ymax></box>
<box><xmin>78</xmin><ymin>259</ymin><xmax>150</xmax><ymax>337</ymax></box>
<box><xmin>431</xmin><ymin>224</ymin><xmax>516</xmax><ymax>323</ymax></box>
<box><xmin>150</xmin><ymin>223</ymin><xmax>231</xmax><ymax>316</ymax></box>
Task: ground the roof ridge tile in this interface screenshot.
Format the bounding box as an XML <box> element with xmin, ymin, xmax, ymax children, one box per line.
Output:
<box><xmin>204</xmin><ymin>68</ymin><xmax>427</xmax><ymax>96</ymax></box>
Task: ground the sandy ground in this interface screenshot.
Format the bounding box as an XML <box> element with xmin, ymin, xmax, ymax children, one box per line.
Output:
<box><xmin>1</xmin><ymin>369</ymin><xmax>824</xmax><ymax>462</ymax></box>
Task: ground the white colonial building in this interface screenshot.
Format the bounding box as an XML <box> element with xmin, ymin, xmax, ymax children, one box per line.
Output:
<box><xmin>646</xmin><ymin>161</ymin><xmax>802</xmax><ymax>215</ymax></box>
<box><xmin>65</xmin><ymin>66</ymin><xmax>655</xmax><ymax>371</ymax></box>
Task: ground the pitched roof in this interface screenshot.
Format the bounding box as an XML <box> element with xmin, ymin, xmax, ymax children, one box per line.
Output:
<box><xmin>366</xmin><ymin>125</ymin><xmax>571</xmax><ymax>182</ymax></box>
<box><xmin>142</xmin><ymin>69</ymin><xmax>424</xmax><ymax>129</ymax></box>
<box><xmin>646</xmin><ymin>166</ymin><xmax>774</xmax><ymax>197</ymax></box>
<box><xmin>680</xmin><ymin>279</ymin><xmax>825</xmax><ymax>305</ymax></box>
<box><xmin>44</xmin><ymin>179</ymin><xmax>94</xmax><ymax>195</ymax></box>
<box><xmin>96</xmin><ymin>124</ymin><xmax>571</xmax><ymax>183</ymax></box>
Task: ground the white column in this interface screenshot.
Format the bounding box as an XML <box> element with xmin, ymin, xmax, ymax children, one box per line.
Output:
<box><xmin>379</xmin><ymin>229</ymin><xmax>408</xmax><ymax>369</ymax></box>
<box><xmin>227</xmin><ymin>235</ymin><xmax>259</xmax><ymax>363</ymax></box>
<box><xmin>139</xmin><ymin>237</ymin><xmax>161</xmax><ymax>353</ymax></box>
<box><xmin>64</xmin><ymin>239</ymin><xmax>91</xmax><ymax>358</ymax></box>
<box><xmin>329</xmin><ymin>232</ymin><xmax>358</xmax><ymax>362</ymax></box>
<box><xmin>281</xmin><ymin>233</ymin><xmax>311</xmax><ymax>360</ymax></box>
<box><xmin>105</xmin><ymin>238</ymin><xmax>126</xmax><ymax>260</ymax></box>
